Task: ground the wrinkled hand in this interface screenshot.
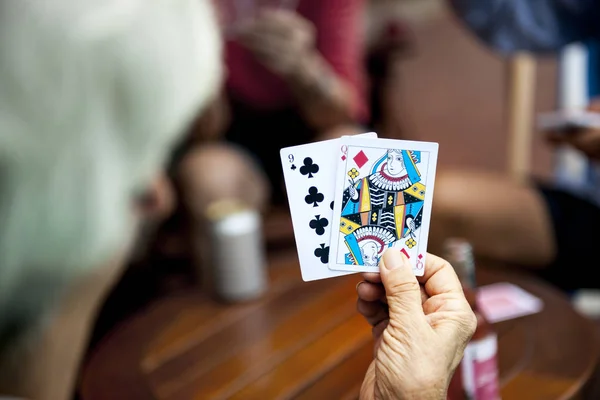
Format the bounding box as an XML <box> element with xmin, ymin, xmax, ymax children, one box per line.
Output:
<box><xmin>236</xmin><ymin>9</ymin><xmax>316</xmax><ymax>77</ymax></box>
<box><xmin>547</xmin><ymin>100</ymin><xmax>600</xmax><ymax>160</ymax></box>
<box><xmin>357</xmin><ymin>250</ymin><xmax>476</xmax><ymax>400</ymax></box>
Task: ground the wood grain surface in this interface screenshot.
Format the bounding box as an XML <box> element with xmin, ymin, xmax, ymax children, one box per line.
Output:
<box><xmin>80</xmin><ymin>252</ymin><xmax>599</xmax><ymax>400</ymax></box>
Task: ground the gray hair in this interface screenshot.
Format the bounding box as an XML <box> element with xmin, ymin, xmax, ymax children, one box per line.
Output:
<box><xmin>0</xmin><ymin>0</ymin><xmax>222</xmax><ymax>341</ymax></box>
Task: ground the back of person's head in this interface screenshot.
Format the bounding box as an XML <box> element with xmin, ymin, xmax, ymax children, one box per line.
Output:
<box><xmin>0</xmin><ymin>0</ymin><xmax>222</xmax><ymax>348</ymax></box>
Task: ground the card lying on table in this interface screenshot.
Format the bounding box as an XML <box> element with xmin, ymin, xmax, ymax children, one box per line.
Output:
<box><xmin>279</xmin><ymin>132</ymin><xmax>377</xmax><ymax>281</ymax></box>
<box><xmin>476</xmin><ymin>282</ymin><xmax>544</xmax><ymax>323</ymax></box>
<box><xmin>280</xmin><ymin>133</ymin><xmax>439</xmax><ymax>280</ymax></box>
<box><xmin>329</xmin><ymin>136</ymin><xmax>438</xmax><ymax>276</ymax></box>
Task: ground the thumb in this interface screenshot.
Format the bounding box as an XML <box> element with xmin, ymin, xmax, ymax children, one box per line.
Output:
<box><xmin>379</xmin><ymin>249</ymin><xmax>424</xmax><ymax>319</ymax></box>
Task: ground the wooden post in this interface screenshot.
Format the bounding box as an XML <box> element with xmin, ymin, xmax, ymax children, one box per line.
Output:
<box><xmin>506</xmin><ymin>52</ymin><xmax>536</xmax><ymax>182</ymax></box>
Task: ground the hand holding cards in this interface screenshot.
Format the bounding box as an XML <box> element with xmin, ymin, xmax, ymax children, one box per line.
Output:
<box><xmin>280</xmin><ymin>133</ymin><xmax>439</xmax><ymax>280</ymax></box>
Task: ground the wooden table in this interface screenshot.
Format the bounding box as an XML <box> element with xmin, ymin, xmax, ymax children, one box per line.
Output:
<box><xmin>79</xmin><ymin>251</ymin><xmax>600</xmax><ymax>400</ymax></box>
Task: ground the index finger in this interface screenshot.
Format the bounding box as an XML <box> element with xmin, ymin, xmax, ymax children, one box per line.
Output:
<box><xmin>361</xmin><ymin>272</ymin><xmax>381</xmax><ymax>283</ymax></box>
<box><xmin>417</xmin><ymin>253</ymin><xmax>464</xmax><ymax>297</ymax></box>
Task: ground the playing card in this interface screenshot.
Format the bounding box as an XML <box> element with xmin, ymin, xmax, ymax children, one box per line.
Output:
<box><xmin>280</xmin><ymin>132</ymin><xmax>377</xmax><ymax>281</ymax></box>
<box><xmin>476</xmin><ymin>282</ymin><xmax>544</xmax><ymax>323</ymax></box>
<box><xmin>537</xmin><ymin>109</ymin><xmax>600</xmax><ymax>131</ymax></box>
<box><xmin>328</xmin><ymin>136</ymin><xmax>439</xmax><ymax>275</ymax></box>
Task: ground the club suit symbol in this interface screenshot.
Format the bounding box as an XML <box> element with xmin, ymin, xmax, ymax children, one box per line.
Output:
<box><xmin>314</xmin><ymin>244</ymin><xmax>329</xmax><ymax>264</ymax></box>
<box><xmin>309</xmin><ymin>215</ymin><xmax>329</xmax><ymax>235</ymax></box>
<box><xmin>305</xmin><ymin>186</ymin><xmax>324</xmax><ymax>207</ymax></box>
<box><xmin>300</xmin><ymin>157</ymin><xmax>319</xmax><ymax>178</ymax></box>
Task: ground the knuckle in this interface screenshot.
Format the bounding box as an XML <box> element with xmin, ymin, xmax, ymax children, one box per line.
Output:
<box><xmin>387</xmin><ymin>279</ymin><xmax>420</xmax><ymax>296</ymax></box>
<box><xmin>455</xmin><ymin>309</ymin><xmax>477</xmax><ymax>343</ymax></box>
<box><xmin>466</xmin><ymin>309</ymin><xmax>477</xmax><ymax>334</ymax></box>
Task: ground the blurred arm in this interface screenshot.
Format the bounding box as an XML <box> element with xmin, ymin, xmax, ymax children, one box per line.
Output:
<box><xmin>448</xmin><ymin>0</ymin><xmax>600</xmax><ymax>53</ymax></box>
<box><xmin>187</xmin><ymin>89</ymin><xmax>231</xmax><ymax>143</ymax></box>
<box><xmin>288</xmin><ymin>0</ymin><xmax>368</xmax><ymax>131</ymax></box>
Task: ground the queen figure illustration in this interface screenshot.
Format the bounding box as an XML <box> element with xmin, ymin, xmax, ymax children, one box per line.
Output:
<box><xmin>338</xmin><ymin>148</ymin><xmax>427</xmax><ymax>266</ymax></box>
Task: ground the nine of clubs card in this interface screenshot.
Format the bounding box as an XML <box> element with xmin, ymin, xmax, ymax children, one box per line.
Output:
<box><xmin>279</xmin><ymin>132</ymin><xmax>377</xmax><ymax>281</ymax></box>
<box><xmin>329</xmin><ymin>136</ymin><xmax>439</xmax><ymax>275</ymax></box>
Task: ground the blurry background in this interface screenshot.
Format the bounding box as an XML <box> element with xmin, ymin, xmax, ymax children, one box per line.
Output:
<box><xmin>366</xmin><ymin>0</ymin><xmax>556</xmax><ymax>178</ymax></box>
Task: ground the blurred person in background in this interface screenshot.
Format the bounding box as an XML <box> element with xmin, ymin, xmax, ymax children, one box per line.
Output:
<box><xmin>0</xmin><ymin>0</ymin><xmax>222</xmax><ymax>398</ymax></box>
<box><xmin>430</xmin><ymin>0</ymin><xmax>600</xmax><ymax>292</ymax></box>
<box><xmin>162</xmin><ymin>0</ymin><xmax>371</xmax><ymax>278</ymax></box>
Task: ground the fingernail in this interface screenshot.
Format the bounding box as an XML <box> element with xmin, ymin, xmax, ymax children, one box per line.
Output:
<box><xmin>356</xmin><ymin>281</ymin><xmax>364</xmax><ymax>292</ymax></box>
<box><xmin>382</xmin><ymin>249</ymin><xmax>405</xmax><ymax>270</ymax></box>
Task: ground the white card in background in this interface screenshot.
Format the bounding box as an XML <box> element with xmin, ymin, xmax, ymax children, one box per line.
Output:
<box><xmin>537</xmin><ymin>109</ymin><xmax>600</xmax><ymax>132</ymax></box>
<box><xmin>280</xmin><ymin>132</ymin><xmax>377</xmax><ymax>281</ymax></box>
<box><xmin>328</xmin><ymin>136</ymin><xmax>439</xmax><ymax>275</ymax></box>
<box><xmin>477</xmin><ymin>282</ymin><xmax>544</xmax><ymax>324</ymax></box>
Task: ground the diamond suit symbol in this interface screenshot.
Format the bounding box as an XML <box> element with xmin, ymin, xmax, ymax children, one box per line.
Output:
<box><xmin>353</xmin><ymin>150</ymin><xmax>369</xmax><ymax>169</ymax></box>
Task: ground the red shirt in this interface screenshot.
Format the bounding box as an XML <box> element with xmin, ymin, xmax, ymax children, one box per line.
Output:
<box><xmin>223</xmin><ymin>0</ymin><xmax>369</xmax><ymax>124</ymax></box>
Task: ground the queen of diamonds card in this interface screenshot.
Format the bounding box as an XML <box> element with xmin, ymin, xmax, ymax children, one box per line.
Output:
<box><xmin>328</xmin><ymin>136</ymin><xmax>439</xmax><ymax>274</ymax></box>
